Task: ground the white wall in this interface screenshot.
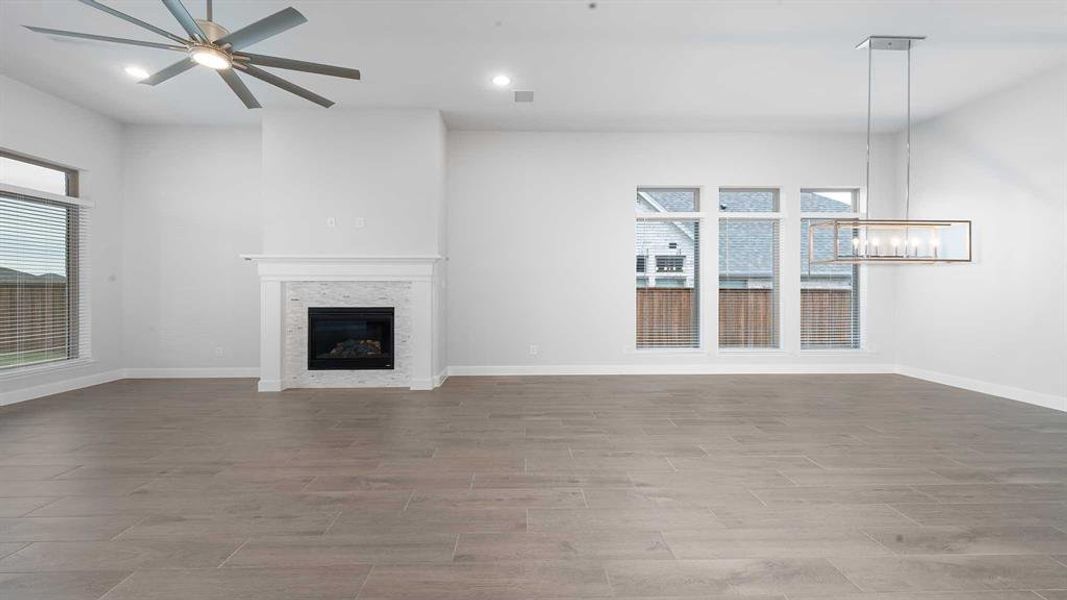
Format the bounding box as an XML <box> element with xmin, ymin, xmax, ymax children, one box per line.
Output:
<box><xmin>121</xmin><ymin>126</ymin><xmax>262</xmax><ymax>374</ymax></box>
<box><xmin>895</xmin><ymin>65</ymin><xmax>1067</xmax><ymax>411</ymax></box>
<box><xmin>0</xmin><ymin>75</ymin><xmax>125</xmax><ymax>404</ymax></box>
<box><xmin>446</xmin><ymin>130</ymin><xmax>901</xmax><ymax>372</ymax></box>
<box><xmin>261</xmin><ymin>109</ymin><xmax>447</xmax><ymax>256</ymax></box>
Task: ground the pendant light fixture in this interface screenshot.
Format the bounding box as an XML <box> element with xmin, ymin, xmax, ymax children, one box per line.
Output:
<box><xmin>809</xmin><ymin>35</ymin><xmax>972</xmax><ymax>264</ymax></box>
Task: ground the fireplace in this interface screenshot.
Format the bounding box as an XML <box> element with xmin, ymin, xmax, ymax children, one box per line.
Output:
<box><xmin>307</xmin><ymin>307</ymin><xmax>394</xmax><ymax>370</ymax></box>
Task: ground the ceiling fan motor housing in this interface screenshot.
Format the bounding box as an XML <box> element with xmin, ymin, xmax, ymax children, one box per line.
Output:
<box><xmin>195</xmin><ymin>19</ymin><xmax>230</xmax><ymax>43</ymax></box>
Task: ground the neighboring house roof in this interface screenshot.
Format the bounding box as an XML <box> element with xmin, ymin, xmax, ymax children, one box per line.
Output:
<box><xmin>0</xmin><ymin>267</ymin><xmax>66</xmax><ymax>285</ymax></box>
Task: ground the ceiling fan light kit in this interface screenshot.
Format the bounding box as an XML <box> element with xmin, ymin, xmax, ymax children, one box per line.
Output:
<box><xmin>24</xmin><ymin>0</ymin><xmax>361</xmax><ymax>109</ymax></box>
<box><xmin>809</xmin><ymin>35</ymin><xmax>972</xmax><ymax>265</ymax></box>
<box><xmin>189</xmin><ymin>45</ymin><xmax>231</xmax><ymax>69</ymax></box>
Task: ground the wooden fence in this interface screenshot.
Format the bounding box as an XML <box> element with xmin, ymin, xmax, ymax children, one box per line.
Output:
<box><xmin>719</xmin><ymin>289</ymin><xmax>777</xmax><ymax>347</ymax></box>
<box><xmin>800</xmin><ymin>288</ymin><xmax>858</xmax><ymax>347</ymax></box>
<box><xmin>0</xmin><ymin>283</ymin><xmax>69</xmax><ymax>356</ymax></box>
<box><xmin>637</xmin><ymin>287</ymin><xmax>855</xmax><ymax>348</ymax></box>
<box><xmin>636</xmin><ymin>288</ymin><xmax>696</xmax><ymax>347</ymax></box>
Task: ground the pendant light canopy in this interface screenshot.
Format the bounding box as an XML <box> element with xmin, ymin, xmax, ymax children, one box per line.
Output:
<box><xmin>810</xmin><ymin>35</ymin><xmax>972</xmax><ymax>265</ymax></box>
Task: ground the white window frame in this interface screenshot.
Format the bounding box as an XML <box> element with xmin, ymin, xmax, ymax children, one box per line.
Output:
<box><xmin>634</xmin><ymin>186</ymin><xmax>706</xmax><ymax>353</ymax></box>
<box><xmin>798</xmin><ymin>187</ymin><xmax>868</xmax><ymax>353</ymax></box>
<box><xmin>0</xmin><ymin>150</ymin><xmax>93</xmax><ymax>378</ymax></box>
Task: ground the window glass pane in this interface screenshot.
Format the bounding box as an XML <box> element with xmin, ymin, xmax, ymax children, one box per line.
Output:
<box><xmin>719</xmin><ymin>189</ymin><xmax>778</xmax><ymax>213</ymax></box>
<box><xmin>0</xmin><ymin>156</ymin><xmax>69</xmax><ymax>195</ymax></box>
<box><xmin>636</xmin><ymin>219</ymin><xmax>699</xmax><ymax>348</ymax></box>
<box><xmin>719</xmin><ymin>219</ymin><xmax>778</xmax><ymax>348</ymax></box>
<box><xmin>0</xmin><ymin>194</ymin><xmax>73</xmax><ymax>369</ymax></box>
<box><xmin>801</xmin><ymin>218</ymin><xmax>860</xmax><ymax>348</ymax></box>
<box><xmin>801</xmin><ymin>189</ymin><xmax>857</xmax><ymax>213</ymax></box>
<box><xmin>636</xmin><ymin>188</ymin><xmax>698</xmax><ymax>213</ymax></box>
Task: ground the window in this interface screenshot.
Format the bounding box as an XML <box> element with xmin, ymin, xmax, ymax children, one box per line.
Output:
<box><xmin>801</xmin><ymin>189</ymin><xmax>860</xmax><ymax>349</ymax></box>
<box><xmin>635</xmin><ymin>188</ymin><xmax>700</xmax><ymax>349</ymax></box>
<box><xmin>0</xmin><ymin>152</ymin><xmax>87</xmax><ymax>371</ymax></box>
<box><xmin>655</xmin><ymin>255</ymin><xmax>684</xmax><ymax>272</ymax></box>
<box><xmin>719</xmin><ymin>189</ymin><xmax>780</xmax><ymax>348</ymax></box>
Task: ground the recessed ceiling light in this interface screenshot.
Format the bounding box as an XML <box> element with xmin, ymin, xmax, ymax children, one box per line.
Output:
<box><xmin>491</xmin><ymin>74</ymin><xmax>512</xmax><ymax>87</ymax></box>
<box><xmin>124</xmin><ymin>65</ymin><xmax>149</xmax><ymax>81</ymax></box>
<box><xmin>189</xmin><ymin>45</ymin><xmax>232</xmax><ymax>70</ymax></box>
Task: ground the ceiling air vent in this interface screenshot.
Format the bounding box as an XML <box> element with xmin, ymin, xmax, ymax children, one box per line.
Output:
<box><xmin>514</xmin><ymin>90</ymin><xmax>534</xmax><ymax>103</ymax></box>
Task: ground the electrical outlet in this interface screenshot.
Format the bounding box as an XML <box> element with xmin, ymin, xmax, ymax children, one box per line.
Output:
<box><xmin>529</xmin><ymin>344</ymin><xmax>539</xmax><ymax>356</ymax></box>
<box><xmin>326</xmin><ymin>216</ymin><xmax>337</xmax><ymax>228</ymax></box>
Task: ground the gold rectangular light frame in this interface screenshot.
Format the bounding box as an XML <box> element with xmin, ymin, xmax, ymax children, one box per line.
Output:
<box><xmin>809</xmin><ymin>219</ymin><xmax>972</xmax><ymax>264</ymax></box>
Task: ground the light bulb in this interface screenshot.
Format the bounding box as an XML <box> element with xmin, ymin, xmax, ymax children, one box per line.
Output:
<box><xmin>491</xmin><ymin>74</ymin><xmax>512</xmax><ymax>87</ymax></box>
<box><xmin>190</xmin><ymin>45</ymin><xmax>232</xmax><ymax>70</ymax></box>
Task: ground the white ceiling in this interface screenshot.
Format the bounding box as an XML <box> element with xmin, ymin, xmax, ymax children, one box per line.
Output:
<box><xmin>2</xmin><ymin>0</ymin><xmax>1065</xmax><ymax>131</ymax></box>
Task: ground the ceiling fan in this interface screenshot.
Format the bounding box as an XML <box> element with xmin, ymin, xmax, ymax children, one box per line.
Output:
<box><xmin>24</xmin><ymin>0</ymin><xmax>361</xmax><ymax>108</ymax></box>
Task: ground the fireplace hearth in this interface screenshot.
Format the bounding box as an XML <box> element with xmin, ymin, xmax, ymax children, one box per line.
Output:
<box><xmin>307</xmin><ymin>307</ymin><xmax>394</xmax><ymax>370</ymax></box>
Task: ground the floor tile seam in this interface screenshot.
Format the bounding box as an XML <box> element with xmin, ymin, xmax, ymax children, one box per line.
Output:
<box><xmin>321</xmin><ymin>510</ymin><xmax>345</xmax><ymax>536</ymax></box>
<box><xmin>883</xmin><ymin>503</ymin><xmax>926</xmax><ymax>527</ymax></box>
<box><xmin>215</xmin><ymin>538</ymin><xmax>251</xmax><ymax>568</ymax></box>
<box><xmin>823</xmin><ymin>555</ymin><xmax>867</xmax><ymax>593</ymax></box>
<box><xmin>94</xmin><ymin>569</ymin><xmax>137</xmax><ymax>600</ymax></box>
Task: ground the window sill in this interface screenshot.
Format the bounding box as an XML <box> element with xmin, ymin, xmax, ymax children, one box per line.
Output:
<box><xmin>635</xmin><ymin>347</ymin><xmax>705</xmax><ymax>354</ymax></box>
<box><xmin>717</xmin><ymin>348</ymin><xmax>786</xmax><ymax>355</ymax></box>
<box><xmin>0</xmin><ymin>357</ymin><xmax>97</xmax><ymax>381</ymax></box>
<box><xmin>800</xmin><ymin>348</ymin><xmax>875</xmax><ymax>355</ymax></box>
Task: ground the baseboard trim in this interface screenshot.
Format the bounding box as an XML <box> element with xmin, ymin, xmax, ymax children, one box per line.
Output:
<box><xmin>123</xmin><ymin>367</ymin><xmax>260</xmax><ymax>379</ymax></box>
<box><xmin>433</xmin><ymin>368</ymin><xmax>449</xmax><ymax>388</ymax></box>
<box><xmin>257</xmin><ymin>379</ymin><xmax>282</xmax><ymax>392</ymax></box>
<box><xmin>409</xmin><ymin>378</ymin><xmax>433</xmax><ymax>391</ymax></box>
<box><xmin>447</xmin><ymin>363</ymin><xmax>896</xmax><ymax>377</ymax></box>
<box><xmin>896</xmin><ymin>364</ymin><xmax>1066</xmax><ymax>413</ymax></box>
<box><xmin>5</xmin><ymin>363</ymin><xmax>1060</xmax><ymax>414</ymax></box>
<box><xmin>0</xmin><ymin>369</ymin><xmax>125</xmax><ymax>407</ymax></box>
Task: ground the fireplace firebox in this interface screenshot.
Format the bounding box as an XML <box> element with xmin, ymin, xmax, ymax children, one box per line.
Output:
<box><xmin>307</xmin><ymin>307</ymin><xmax>394</xmax><ymax>370</ymax></box>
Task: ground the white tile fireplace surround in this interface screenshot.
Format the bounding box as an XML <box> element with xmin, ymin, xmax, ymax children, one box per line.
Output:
<box><xmin>241</xmin><ymin>256</ymin><xmax>443</xmax><ymax>392</ymax></box>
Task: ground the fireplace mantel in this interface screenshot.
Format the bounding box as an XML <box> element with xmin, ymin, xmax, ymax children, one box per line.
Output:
<box><xmin>242</xmin><ymin>255</ymin><xmax>444</xmax><ymax>392</ymax></box>
<box><xmin>241</xmin><ymin>255</ymin><xmax>441</xmax><ymax>281</ymax></box>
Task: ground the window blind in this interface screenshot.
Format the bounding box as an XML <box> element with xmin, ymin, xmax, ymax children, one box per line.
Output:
<box><xmin>718</xmin><ymin>189</ymin><xmax>780</xmax><ymax>349</ymax></box>
<box><xmin>0</xmin><ymin>190</ymin><xmax>89</xmax><ymax>371</ymax></box>
<box><xmin>636</xmin><ymin>219</ymin><xmax>700</xmax><ymax>348</ymax></box>
<box><xmin>801</xmin><ymin>190</ymin><xmax>860</xmax><ymax>349</ymax></box>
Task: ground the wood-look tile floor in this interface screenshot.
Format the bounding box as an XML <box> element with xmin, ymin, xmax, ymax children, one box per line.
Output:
<box><xmin>0</xmin><ymin>374</ymin><xmax>1065</xmax><ymax>599</ymax></box>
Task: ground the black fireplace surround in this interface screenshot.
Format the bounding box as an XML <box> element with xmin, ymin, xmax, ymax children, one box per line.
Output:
<box><xmin>307</xmin><ymin>307</ymin><xmax>394</xmax><ymax>370</ymax></box>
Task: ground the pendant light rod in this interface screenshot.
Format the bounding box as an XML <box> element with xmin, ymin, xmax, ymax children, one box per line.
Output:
<box><xmin>905</xmin><ymin>41</ymin><xmax>911</xmax><ymax>220</ymax></box>
<box><xmin>857</xmin><ymin>35</ymin><xmax>924</xmax><ymax>220</ymax></box>
<box><xmin>866</xmin><ymin>41</ymin><xmax>873</xmax><ymax>218</ymax></box>
<box><xmin>206</xmin><ymin>0</ymin><xmax>212</xmax><ymax>22</ymax></box>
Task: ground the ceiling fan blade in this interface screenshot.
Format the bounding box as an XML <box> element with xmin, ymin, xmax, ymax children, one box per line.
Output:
<box><xmin>161</xmin><ymin>0</ymin><xmax>208</xmax><ymax>42</ymax></box>
<box><xmin>140</xmin><ymin>58</ymin><xmax>196</xmax><ymax>85</ymax></box>
<box><xmin>76</xmin><ymin>0</ymin><xmax>188</xmax><ymax>45</ymax></box>
<box><xmin>237</xmin><ymin>53</ymin><xmax>360</xmax><ymax>80</ymax></box>
<box><xmin>24</xmin><ymin>26</ymin><xmax>187</xmax><ymax>51</ymax></box>
<box><xmin>218</xmin><ymin>69</ymin><xmax>261</xmax><ymax>109</ymax></box>
<box><xmin>237</xmin><ymin>63</ymin><xmax>333</xmax><ymax>108</ymax></box>
<box><xmin>215</xmin><ymin>7</ymin><xmax>307</xmax><ymax>50</ymax></box>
